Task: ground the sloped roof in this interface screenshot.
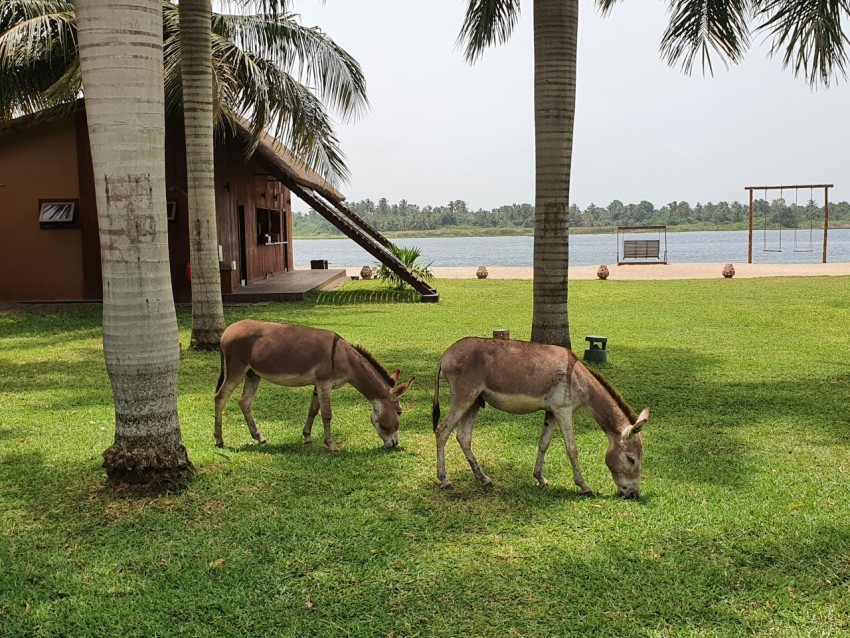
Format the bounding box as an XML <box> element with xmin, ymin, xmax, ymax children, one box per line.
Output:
<box><xmin>231</xmin><ymin>118</ymin><xmax>344</xmax><ymax>202</ymax></box>
<box><xmin>0</xmin><ymin>102</ymin><xmax>345</xmax><ymax>202</ymax></box>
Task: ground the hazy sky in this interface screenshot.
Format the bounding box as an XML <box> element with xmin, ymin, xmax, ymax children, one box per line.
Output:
<box><xmin>292</xmin><ymin>1</ymin><xmax>849</xmax><ymax>210</ymax></box>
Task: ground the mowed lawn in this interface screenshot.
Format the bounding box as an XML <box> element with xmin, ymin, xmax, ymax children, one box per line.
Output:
<box><xmin>1</xmin><ymin>277</ymin><xmax>848</xmax><ymax>637</ymax></box>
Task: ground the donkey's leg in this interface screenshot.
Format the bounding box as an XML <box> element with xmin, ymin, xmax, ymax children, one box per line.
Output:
<box><xmin>237</xmin><ymin>373</ymin><xmax>267</xmax><ymax>445</ymax></box>
<box><xmin>316</xmin><ymin>384</ymin><xmax>338</xmax><ymax>451</ymax></box>
<box><xmin>455</xmin><ymin>406</ymin><xmax>491</xmax><ymax>486</ymax></box>
<box><xmin>435</xmin><ymin>400</ymin><xmax>475</xmax><ymax>490</ymax></box>
<box><xmin>214</xmin><ymin>365</ymin><xmax>248</xmax><ymax>448</ymax></box>
<box><xmin>554</xmin><ymin>408</ymin><xmax>593</xmax><ymax>495</ymax></box>
<box><xmin>533</xmin><ymin>412</ymin><xmax>557</xmax><ymax>487</ymax></box>
<box><xmin>302</xmin><ymin>388</ymin><xmax>320</xmax><ymax>444</ymax></box>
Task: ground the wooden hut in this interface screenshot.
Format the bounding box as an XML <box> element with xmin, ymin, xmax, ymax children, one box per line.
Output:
<box><xmin>0</xmin><ymin>105</ymin><xmax>438</xmax><ymax>303</ymax></box>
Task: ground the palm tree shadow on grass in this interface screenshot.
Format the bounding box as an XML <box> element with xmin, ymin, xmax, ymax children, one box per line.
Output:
<box><xmin>310</xmin><ymin>289</ymin><xmax>420</xmax><ymax>306</ymax></box>
<box><xmin>235</xmin><ymin>440</ymin><xmax>410</xmax><ymax>458</ymax></box>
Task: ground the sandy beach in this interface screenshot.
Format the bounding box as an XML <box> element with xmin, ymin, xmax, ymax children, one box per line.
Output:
<box><xmin>342</xmin><ymin>262</ymin><xmax>850</xmax><ymax>281</ymax></box>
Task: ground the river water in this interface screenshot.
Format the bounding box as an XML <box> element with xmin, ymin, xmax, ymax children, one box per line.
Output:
<box><xmin>293</xmin><ymin>228</ymin><xmax>850</xmax><ymax>268</ymax></box>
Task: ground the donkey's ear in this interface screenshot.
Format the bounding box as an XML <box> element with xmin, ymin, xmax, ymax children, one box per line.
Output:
<box><xmin>622</xmin><ymin>408</ymin><xmax>650</xmax><ymax>439</ymax></box>
<box><xmin>391</xmin><ymin>377</ymin><xmax>415</xmax><ymax>397</ymax></box>
<box><xmin>389</xmin><ymin>369</ymin><xmax>401</xmax><ymax>384</ymax></box>
<box><xmin>629</xmin><ymin>407</ymin><xmax>651</xmax><ymax>437</ymax></box>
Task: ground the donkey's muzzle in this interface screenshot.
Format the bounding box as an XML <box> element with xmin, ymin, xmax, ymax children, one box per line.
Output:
<box><xmin>618</xmin><ymin>487</ymin><xmax>639</xmax><ymax>500</ymax></box>
<box><xmin>383</xmin><ymin>436</ymin><xmax>399</xmax><ymax>449</ymax></box>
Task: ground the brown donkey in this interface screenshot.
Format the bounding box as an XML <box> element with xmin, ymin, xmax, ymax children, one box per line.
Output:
<box><xmin>215</xmin><ymin>320</ymin><xmax>414</xmax><ymax>450</ymax></box>
<box><xmin>433</xmin><ymin>337</ymin><xmax>649</xmax><ymax>498</ymax></box>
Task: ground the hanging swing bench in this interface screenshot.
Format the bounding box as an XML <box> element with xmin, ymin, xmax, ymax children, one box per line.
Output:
<box><xmin>617</xmin><ymin>225</ymin><xmax>668</xmax><ymax>265</ymax></box>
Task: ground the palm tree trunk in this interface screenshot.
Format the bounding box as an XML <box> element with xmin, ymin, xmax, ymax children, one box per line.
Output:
<box><xmin>180</xmin><ymin>0</ymin><xmax>225</xmax><ymax>350</ymax></box>
<box><xmin>76</xmin><ymin>0</ymin><xmax>194</xmax><ymax>489</ymax></box>
<box><xmin>531</xmin><ymin>0</ymin><xmax>577</xmax><ymax>349</ymax></box>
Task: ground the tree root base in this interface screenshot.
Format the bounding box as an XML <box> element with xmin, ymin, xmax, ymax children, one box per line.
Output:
<box><xmin>103</xmin><ymin>443</ymin><xmax>195</xmax><ymax>493</ymax></box>
<box><xmin>190</xmin><ymin>330</ymin><xmax>222</xmax><ymax>351</ymax></box>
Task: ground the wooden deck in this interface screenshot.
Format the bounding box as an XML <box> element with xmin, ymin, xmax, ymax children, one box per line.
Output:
<box><xmin>222</xmin><ymin>269</ymin><xmax>347</xmax><ymax>304</ymax></box>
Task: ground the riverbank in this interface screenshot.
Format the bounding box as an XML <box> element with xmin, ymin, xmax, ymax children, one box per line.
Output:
<box><xmin>293</xmin><ymin>222</ymin><xmax>850</xmax><ymax>240</ymax></box>
<box><xmin>331</xmin><ymin>262</ymin><xmax>850</xmax><ymax>281</ymax></box>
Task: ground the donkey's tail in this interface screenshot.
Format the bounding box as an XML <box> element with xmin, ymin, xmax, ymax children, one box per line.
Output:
<box><xmin>215</xmin><ymin>348</ymin><xmax>225</xmax><ymax>394</ymax></box>
<box><xmin>432</xmin><ymin>358</ymin><xmax>442</xmax><ymax>431</ymax></box>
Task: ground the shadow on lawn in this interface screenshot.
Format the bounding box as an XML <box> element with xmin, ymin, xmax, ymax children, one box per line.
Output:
<box><xmin>0</xmin><ymin>356</ymin><xmax>111</xmax><ymax>409</ymax></box>
<box><xmin>0</xmin><ymin>306</ymin><xmax>102</xmax><ymax>340</ymax></box>
<box><xmin>413</xmin><ymin>520</ymin><xmax>850</xmax><ymax>634</ymax></box>
<box><xmin>311</xmin><ymin>289</ymin><xmax>420</xmax><ymax>305</ymax></box>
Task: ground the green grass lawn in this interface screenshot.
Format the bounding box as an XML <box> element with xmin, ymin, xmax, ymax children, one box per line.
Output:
<box><xmin>1</xmin><ymin>277</ymin><xmax>849</xmax><ymax>637</ymax></box>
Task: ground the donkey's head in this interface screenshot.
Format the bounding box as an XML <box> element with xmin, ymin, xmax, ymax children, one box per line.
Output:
<box><xmin>371</xmin><ymin>370</ymin><xmax>415</xmax><ymax>448</ymax></box>
<box><xmin>605</xmin><ymin>407</ymin><xmax>650</xmax><ymax>499</ymax></box>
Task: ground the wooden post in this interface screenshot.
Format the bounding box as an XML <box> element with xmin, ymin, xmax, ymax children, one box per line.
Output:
<box><xmin>823</xmin><ymin>185</ymin><xmax>830</xmax><ymax>264</ymax></box>
<box><xmin>747</xmin><ymin>187</ymin><xmax>753</xmax><ymax>264</ymax></box>
<box><xmin>493</xmin><ymin>329</ymin><xmax>510</xmax><ymax>340</ymax></box>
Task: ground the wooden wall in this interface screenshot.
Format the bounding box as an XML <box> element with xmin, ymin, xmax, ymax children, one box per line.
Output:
<box><xmin>214</xmin><ymin>135</ymin><xmax>293</xmax><ymax>296</ymax></box>
<box><xmin>0</xmin><ymin>118</ymin><xmax>84</xmax><ymax>301</ymax></box>
<box><xmin>0</xmin><ymin>112</ymin><xmax>293</xmax><ymax>303</ymax></box>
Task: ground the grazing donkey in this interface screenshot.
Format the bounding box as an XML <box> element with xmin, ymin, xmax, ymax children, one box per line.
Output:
<box><xmin>433</xmin><ymin>337</ymin><xmax>650</xmax><ymax>498</ymax></box>
<box><xmin>215</xmin><ymin>320</ymin><xmax>414</xmax><ymax>450</ymax></box>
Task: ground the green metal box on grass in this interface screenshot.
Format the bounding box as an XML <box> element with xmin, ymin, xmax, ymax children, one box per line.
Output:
<box><xmin>583</xmin><ymin>335</ymin><xmax>608</xmax><ymax>364</ymax></box>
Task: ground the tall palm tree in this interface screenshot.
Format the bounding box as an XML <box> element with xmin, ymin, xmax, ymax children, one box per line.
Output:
<box><xmin>180</xmin><ymin>0</ymin><xmax>224</xmax><ymax>350</ymax></box>
<box><xmin>459</xmin><ymin>0</ymin><xmax>849</xmax><ymax>348</ymax></box>
<box><xmin>75</xmin><ymin>0</ymin><xmax>193</xmax><ymax>488</ymax></box>
<box><xmin>169</xmin><ymin>0</ymin><xmax>366</xmax><ymax>349</ymax></box>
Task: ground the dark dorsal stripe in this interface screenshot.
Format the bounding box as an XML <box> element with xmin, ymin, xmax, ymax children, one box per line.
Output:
<box><xmin>352</xmin><ymin>344</ymin><xmax>396</xmax><ymax>387</ymax></box>
<box><xmin>585</xmin><ymin>366</ymin><xmax>638</xmax><ymax>423</ymax></box>
<box><xmin>331</xmin><ymin>333</ymin><xmax>340</xmax><ymax>370</ymax></box>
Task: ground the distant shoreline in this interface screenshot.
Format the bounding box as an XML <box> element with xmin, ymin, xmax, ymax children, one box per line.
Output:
<box><xmin>293</xmin><ymin>222</ymin><xmax>850</xmax><ymax>241</ymax></box>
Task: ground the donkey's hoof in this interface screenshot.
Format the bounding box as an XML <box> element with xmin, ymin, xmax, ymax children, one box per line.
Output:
<box><xmin>303</xmin><ymin>436</ymin><xmax>313</xmax><ymax>445</ymax></box>
<box><xmin>326</xmin><ymin>443</ymin><xmax>340</xmax><ymax>452</ymax></box>
<box><xmin>580</xmin><ymin>488</ymin><xmax>595</xmax><ymax>497</ymax></box>
<box><xmin>257</xmin><ymin>437</ymin><xmax>268</xmax><ymax>446</ymax></box>
<box><xmin>215</xmin><ymin>441</ymin><xmax>225</xmax><ymax>448</ymax></box>
<box><xmin>440</xmin><ymin>481</ymin><xmax>454</xmax><ymax>490</ymax></box>
<box><xmin>480</xmin><ymin>476</ymin><xmax>493</xmax><ymax>487</ymax></box>
<box><xmin>536</xmin><ymin>477</ymin><xmax>549</xmax><ymax>488</ymax></box>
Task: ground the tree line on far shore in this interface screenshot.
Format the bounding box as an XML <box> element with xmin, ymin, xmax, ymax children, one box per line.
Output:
<box><xmin>294</xmin><ymin>197</ymin><xmax>850</xmax><ymax>236</ymax></box>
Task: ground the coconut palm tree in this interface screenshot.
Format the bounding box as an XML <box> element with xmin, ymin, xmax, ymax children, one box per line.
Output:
<box><xmin>459</xmin><ymin>0</ymin><xmax>849</xmax><ymax>348</ymax></box>
<box><xmin>180</xmin><ymin>0</ymin><xmax>223</xmax><ymax>349</ymax></box>
<box><xmin>75</xmin><ymin>0</ymin><xmax>193</xmax><ymax>488</ymax></box>
<box><xmin>169</xmin><ymin>0</ymin><xmax>365</xmax><ymax>348</ymax></box>
<box><xmin>1</xmin><ymin>0</ymin><xmax>367</xmax><ymax>348</ymax></box>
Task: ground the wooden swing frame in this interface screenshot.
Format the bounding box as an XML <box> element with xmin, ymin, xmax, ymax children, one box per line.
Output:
<box><xmin>745</xmin><ymin>184</ymin><xmax>833</xmax><ymax>264</ymax></box>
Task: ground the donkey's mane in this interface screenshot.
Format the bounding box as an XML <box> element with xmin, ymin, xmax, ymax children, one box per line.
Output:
<box><xmin>585</xmin><ymin>366</ymin><xmax>638</xmax><ymax>422</ymax></box>
<box><xmin>352</xmin><ymin>344</ymin><xmax>396</xmax><ymax>387</ymax></box>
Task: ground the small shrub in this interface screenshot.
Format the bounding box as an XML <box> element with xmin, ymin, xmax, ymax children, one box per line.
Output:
<box><xmin>375</xmin><ymin>243</ymin><xmax>435</xmax><ymax>290</ymax></box>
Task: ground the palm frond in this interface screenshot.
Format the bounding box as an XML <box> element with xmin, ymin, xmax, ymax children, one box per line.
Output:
<box><xmin>756</xmin><ymin>0</ymin><xmax>850</xmax><ymax>87</ymax></box>
<box><xmin>1</xmin><ymin>0</ymin><xmax>361</xmax><ymax>183</ymax></box>
<box><xmin>227</xmin><ymin>0</ymin><xmax>296</xmax><ymax>15</ymax></box>
<box><xmin>212</xmin><ymin>34</ymin><xmax>350</xmax><ymax>184</ymax></box>
<box><xmin>596</xmin><ymin>0</ymin><xmax>625</xmax><ymax>16</ymax></box>
<box><xmin>212</xmin><ymin>11</ymin><xmax>367</xmax><ymax>121</ymax></box>
<box><xmin>162</xmin><ymin>4</ymin><xmax>184</xmax><ymax>120</ymax></box>
<box><xmin>457</xmin><ymin>0</ymin><xmax>521</xmax><ymax>64</ymax></box>
<box><xmin>0</xmin><ymin>0</ymin><xmax>76</xmax><ymax>117</ymax></box>
<box><xmin>659</xmin><ymin>0</ymin><xmax>753</xmax><ymax>76</ymax></box>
